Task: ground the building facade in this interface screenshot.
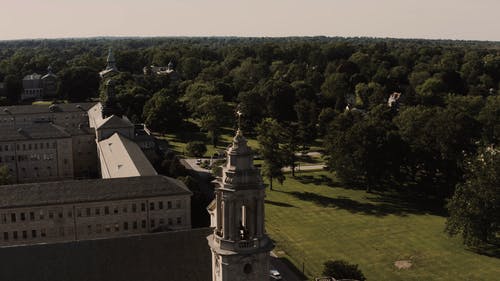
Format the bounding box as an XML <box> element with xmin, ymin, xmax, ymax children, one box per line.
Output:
<box><xmin>0</xmin><ymin>103</ymin><xmax>98</xmax><ymax>183</ymax></box>
<box><xmin>21</xmin><ymin>66</ymin><xmax>58</xmax><ymax>101</ymax></box>
<box><xmin>207</xmin><ymin>128</ymin><xmax>274</xmax><ymax>281</ymax></box>
<box><xmin>0</xmin><ymin>175</ymin><xmax>191</xmax><ymax>247</ymax></box>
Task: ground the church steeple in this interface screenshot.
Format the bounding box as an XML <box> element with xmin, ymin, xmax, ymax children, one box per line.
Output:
<box><xmin>106</xmin><ymin>48</ymin><xmax>117</xmax><ymax>71</ymax></box>
<box><xmin>101</xmin><ymin>79</ymin><xmax>121</xmax><ymax>118</ymax></box>
<box><xmin>208</xmin><ymin>111</ymin><xmax>274</xmax><ymax>281</ymax></box>
<box><xmin>100</xmin><ymin>48</ymin><xmax>119</xmax><ymax>79</ymax></box>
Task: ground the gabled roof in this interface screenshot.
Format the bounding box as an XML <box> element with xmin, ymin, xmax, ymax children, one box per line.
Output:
<box><xmin>0</xmin><ymin>175</ymin><xmax>190</xmax><ymax>209</ymax></box>
<box><xmin>96</xmin><ymin>115</ymin><xmax>133</xmax><ymax>130</ymax></box>
<box><xmin>0</xmin><ymin>122</ymin><xmax>71</xmax><ymax>142</ymax></box>
<box><xmin>0</xmin><ymin>103</ymin><xmax>96</xmax><ymax>116</ymax></box>
<box><xmin>98</xmin><ymin>132</ymin><xmax>157</xmax><ymax>179</ymax></box>
<box><xmin>0</xmin><ymin>228</ymin><xmax>212</xmax><ymax>281</ymax></box>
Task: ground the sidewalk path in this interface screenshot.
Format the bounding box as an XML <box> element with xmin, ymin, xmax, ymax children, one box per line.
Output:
<box><xmin>270</xmin><ymin>251</ymin><xmax>306</xmax><ymax>281</ymax></box>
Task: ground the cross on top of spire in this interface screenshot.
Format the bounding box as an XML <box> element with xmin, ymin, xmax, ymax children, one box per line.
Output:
<box><xmin>236</xmin><ymin>108</ymin><xmax>243</xmax><ymax>135</ymax></box>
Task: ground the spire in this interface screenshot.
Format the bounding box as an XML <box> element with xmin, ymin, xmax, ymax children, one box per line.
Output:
<box><xmin>167</xmin><ymin>60</ymin><xmax>175</xmax><ymax>70</ymax></box>
<box><xmin>106</xmin><ymin>48</ymin><xmax>117</xmax><ymax>71</ymax></box>
<box><xmin>230</xmin><ymin>106</ymin><xmax>250</xmax><ymax>154</ymax></box>
<box><xmin>102</xmin><ymin>78</ymin><xmax>121</xmax><ymax>118</ymax></box>
<box><xmin>236</xmin><ymin>107</ymin><xmax>243</xmax><ymax>136</ymax></box>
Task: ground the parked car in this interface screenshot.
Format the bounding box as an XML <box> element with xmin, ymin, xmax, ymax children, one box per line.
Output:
<box><xmin>269</xmin><ymin>269</ymin><xmax>282</xmax><ymax>280</ymax></box>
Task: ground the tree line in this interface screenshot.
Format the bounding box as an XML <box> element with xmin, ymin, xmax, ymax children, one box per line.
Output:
<box><xmin>0</xmin><ymin>37</ymin><xmax>498</xmax><ymax>247</ymax></box>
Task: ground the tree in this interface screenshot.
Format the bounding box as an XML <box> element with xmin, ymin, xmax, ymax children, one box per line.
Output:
<box><xmin>3</xmin><ymin>75</ymin><xmax>22</xmax><ymax>103</ymax></box>
<box><xmin>281</xmin><ymin>123</ymin><xmax>300</xmax><ymax>177</ymax></box>
<box><xmin>182</xmin><ymin>82</ymin><xmax>216</xmax><ymax>113</ymax></box>
<box><xmin>325</xmin><ymin>107</ymin><xmax>404</xmax><ymax>192</ymax></box>
<box><xmin>263</xmin><ymin>79</ymin><xmax>296</xmax><ymax>122</ymax></box>
<box><xmin>321</xmin><ymin>73</ymin><xmax>350</xmax><ymax>110</ymax></box>
<box><xmin>445</xmin><ymin>147</ymin><xmax>499</xmax><ymax>246</ymax></box>
<box><xmin>478</xmin><ymin>95</ymin><xmax>500</xmax><ymax>145</ymax></box>
<box><xmin>197</xmin><ymin>95</ymin><xmax>230</xmax><ymax>146</ymax></box>
<box><xmin>394</xmin><ymin>106</ymin><xmax>480</xmax><ymax>197</ymax></box>
<box><xmin>186</xmin><ymin>141</ymin><xmax>207</xmax><ymax>157</ymax></box>
<box><xmin>0</xmin><ymin>165</ymin><xmax>11</xmax><ymax>185</ymax></box>
<box><xmin>322</xmin><ymin>260</ymin><xmax>366</xmax><ymax>281</ymax></box>
<box><xmin>294</xmin><ymin>99</ymin><xmax>318</xmax><ymax>147</ymax></box>
<box><xmin>237</xmin><ymin>89</ymin><xmax>265</xmax><ymax>133</ymax></box>
<box><xmin>58</xmin><ymin>66</ymin><xmax>99</xmax><ymax>102</ymax></box>
<box><xmin>142</xmin><ymin>89</ymin><xmax>184</xmax><ymax>133</ymax></box>
<box><xmin>256</xmin><ymin>118</ymin><xmax>285</xmax><ymax>190</ymax></box>
<box><xmin>415</xmin><ymin>77</ymin><xmax>447</xmax><ymax>105</ymax></box>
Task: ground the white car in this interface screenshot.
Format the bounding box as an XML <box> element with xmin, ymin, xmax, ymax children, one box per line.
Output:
<box><xmin>269</xmin><ymin>269</ymin><xmax>282</xmax><ymax>280</ymax></box>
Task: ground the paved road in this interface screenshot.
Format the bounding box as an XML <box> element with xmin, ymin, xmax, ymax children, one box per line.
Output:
<box><xmin>295</xmin><ymin>151</ymin><xmax>323</xmax><ymax>157</ymax></box>
<box><xmin>182</xmin><ymin>158</ymin><xmax>212</xmax><ymax>174</ymax></box>
<box><xmin>270</xmin><ymin>251</ymin><xmax>306</xmax><ymax>281</ymax></box>
<box><xmin>283</xmin><ymin>164</ymin><xmax>327</xmax><ymax>172</ymax></box>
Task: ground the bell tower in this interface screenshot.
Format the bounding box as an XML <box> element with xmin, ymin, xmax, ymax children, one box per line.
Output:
<box><xmin>207</xmin><ymin>111</ymin><xmax>274</xmax><ymax>281</ymax></box>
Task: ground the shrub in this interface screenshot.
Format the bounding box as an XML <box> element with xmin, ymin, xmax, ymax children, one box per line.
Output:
<box><xmin>322</xmin><ymin>260</ymin><xmax>366</xmax><ymax>281</ymax></box>
<box><xmin>186</xmin><ymin>141</ymin><xmax>207</xmax><ymax>157</ymax></box>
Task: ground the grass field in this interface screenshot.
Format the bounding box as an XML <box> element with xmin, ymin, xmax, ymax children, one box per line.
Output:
<box><xmin>264</xmin><ymin>171</ymin><xmax>500</xmax><ymax>281</ymax></box>
<box><xmin>161</xmin><ymin>123</ymin><xmax>259</xmax><ymax>157</ymax></box>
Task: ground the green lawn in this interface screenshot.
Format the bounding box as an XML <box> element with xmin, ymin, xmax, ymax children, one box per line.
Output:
<box><xmin>161</xmin><ymin>123</ymin><xmax>259</xmax><ymax>157</ymax></box>
<box><xmin>265</xmin><ymin>171</ymin><xmax>500</xmax><ymax>281</ymax></box>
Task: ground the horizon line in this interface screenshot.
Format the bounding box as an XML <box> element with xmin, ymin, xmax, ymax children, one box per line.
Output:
<box><xmin>1</xmin><ymin>35</ymin><xmax>499</xmax><ymax>44</ymax></box>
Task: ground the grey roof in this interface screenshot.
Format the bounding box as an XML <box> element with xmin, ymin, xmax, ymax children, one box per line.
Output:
<box><xmin>0</xmin><ymin>102</ymin><xmax>96</xmax><ymax>116</ymax></box>
<box><xmin>0</xmin><ymin>175</ymin><xmax>192</xmax><ymax>209</ymax></box>
<box><xmin>23</xmin><ymin>73</ymin><xmax>42</xmax><ymax>80</ymax></box>
<box><xmin>96</xmin><ymin>115</ymin><xmax>133</xmax><ymax>130</ymax></box>
<box><xmin>41</xmin><ymin>73</ymin><xmax>57</xmax><ymax>80</ymax></box>
<box><xmin>0</xmin><ymin>228</ymin><xmax>212</xmax><ymax>281</ymax></box>
<box><xmin>98</xmin><ymin>133</ymin><xmax>157</xmax><ymax>178</ymax></box>
<box><xmin>0</xmin><ymin>123</ymin><xmax>71</xmax><ymax>142</ymax></box>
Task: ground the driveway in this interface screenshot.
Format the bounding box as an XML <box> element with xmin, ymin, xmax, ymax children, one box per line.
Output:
<box><xmin>270</xmin><ymin>251</ymin><xmax>306</xmax><ymax>281</ymax></box>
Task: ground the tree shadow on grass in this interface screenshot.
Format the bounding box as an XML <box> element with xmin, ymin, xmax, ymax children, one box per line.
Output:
<box><xmin>286</xmin><ymin>191</ymin><xmax>444</xmax><ymax>217</ymax></box>
<box><xmin>473</xmin><ymin>242</ymin><xmax>500</xmax><ymax>259</ymax></box>
<box><xmin>265</xmin><ymin>200</ymin><xmax>296</xmax><ymax>208</ymax></box>
<box><xmin>295</xmin><ymin>175</ymin><xmax>342</xmax><ymax>188</ymax></box>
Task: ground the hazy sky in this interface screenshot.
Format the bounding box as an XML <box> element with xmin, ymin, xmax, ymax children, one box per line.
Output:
<box><xmin>1</xmin><ymin>0</ymin><xmax>499</xmax><ymax>41</ymax></box>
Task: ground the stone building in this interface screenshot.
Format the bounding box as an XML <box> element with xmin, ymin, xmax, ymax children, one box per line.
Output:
<box><xmin>21</xmin><ymin>66</ymin><xmax>58</xmax><ymax>101</ymax></box>
<box><xmin>143</xmin><ymin>61</ymin><xmax>180</xmax><ymax>80</ymax></box>
<box><xmin>0</xmin><ymin>102</ymin><xmax>94</xmax><ymax>129</ymax></box>
<box><xmin>0</xmin><ymin>228</ymin><xmax>212</xmax><ymax>281</ymax></box>
<box><xmin>87</xmin><ymin>84</ymin><xmax>159</xmax><ymax>176</ymax></box>
<box><xmin>0</xmin><ymin>175</ymin><xmax>191</xmax><ymax>247</ymax></box>
<box><xmin>207</xmin><ymin>127</ymin><xmax>274</xmax><ymax>281</ymax></box>
<box><xmin>0</xmin><ymin>103</ymin><xmax>98</xmax><ymax>183</ymax></box>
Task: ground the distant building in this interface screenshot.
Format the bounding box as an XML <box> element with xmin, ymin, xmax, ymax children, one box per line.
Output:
<box><xmin>388</xmin><ymin>92</ymin><xmax>402</xmax><ymax>109</ymax></box>
<box><xmin>21</xmin><ymin>66</ymin><xmax>58</xmax><ymax>101</ymax></box>
<box><xmin>21</xmin><ymin>73</ymin><xmax>42</xmax><ymax>101</ymax></box>
<box><xmin>143</xmin><ymin>61</ymin><xmax>180</xmax><ymax>80</ymax></box>
<box><xmin>0</xmin><ymin>175</ymin><xmax>191</xmax><ymax>247</ymax></box>
<box><xmin>99</xmin><ymin>48</ymin><xmax>119</xmax><ymax>79</ymax></box>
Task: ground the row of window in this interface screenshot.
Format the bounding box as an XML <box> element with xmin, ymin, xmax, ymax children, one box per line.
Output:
<box><xmin>0</xmin><ymin>142</ymin><xmax>57</xmax><ymax>152</ymax></box>
<box><xmin>2</xmin><ymin>229</ymin><xmax>47</xmax><ymax>241</ymax></box>
<box><xmin>16</xmin><ymin>153</ymin><xmax>56</xmax><ymax>162</ymax></box>
<box><xmin>1</xmin><ymin>217</ymin><xmax>183</xmax><ymax>242</ymax></box>
<box><xmin>1</xmin><ymin>200</ymin><xmax>183</xmax><ymax>224</ymax></box>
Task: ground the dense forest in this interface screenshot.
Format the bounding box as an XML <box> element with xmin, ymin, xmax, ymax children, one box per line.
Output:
<box><xmin>0</xmin><ymin>37</ymin><xmax>498</xmax><ymax>247</ymax></box>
